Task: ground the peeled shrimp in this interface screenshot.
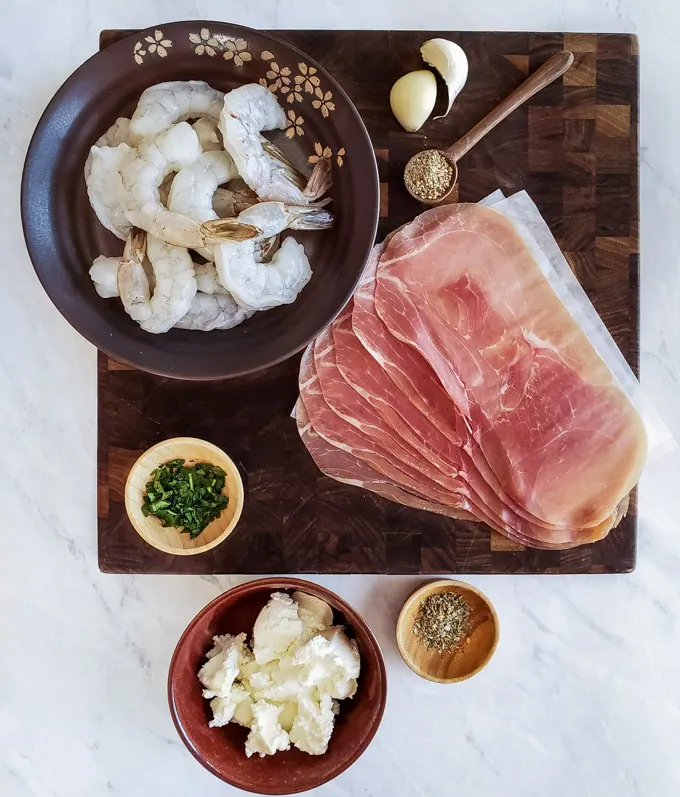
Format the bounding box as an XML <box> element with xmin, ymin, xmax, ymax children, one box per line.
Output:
<box><xmin>235</xmin><ymin>201</ymin><xmax>333</xmax><ymax>238</ymax></box>
<box><xmin>89</xmin><ymin>256</ymin><xmax>121</xmax><ymax>298</ymax></box>
<box><xmin>208</xmin><ymin>201</ymin><xmax>332</xmax><ymax>308</ymax></box>
<box><xmin>117</xmin><ymin>231</ymin><xmax>197</xmax><ymax>334</ymax></box>
<box><xmin>193</xmin><ymin>262</ymin><xmax>229</xmax><ymax>294</ymax></box>
<box><xmin>214</xmin><ymin>236</ymin><xmax>312</xmax><ymax>310</ymax></box>
<box><xmin>118</xmin><ymin>123</ymin><xmax>259</xmax><ymax>249</ymax></box>
<box><xmin>86</xmin><ymin>143</ymin><xmax>134</xmax><ymax>240</ymax></box>
<box><xmin>84</xmin><ymin>117</ymin><xmax>132</xmax><ymax>180</ymax></box>
<box><xmin>192</xmin><ymin>117</ymin><xmax>222</xmax><ymax>152</ymax></box>
<box><xmin>219</xmin><ymin>84</ymin><xmax>311</xmax><ymax>205</ymax></box>
<box><xmin>129</xmin><ymin>80</ymin><xmax>224</xmax><ymax>143</ymax></box>
<box><xmin>168</xmin><ymin>151</ymin><xmax>239</xmax><ymax>224</ymax></box>
<box><xmin>175</xmin><ymin>292</ymin><xmax>254</xmax><ymax>331</ymax></box>
<box><xmin>118</xmin><ymin>122</ymin><xmax>237</xmax><ymax>249</ymax></box>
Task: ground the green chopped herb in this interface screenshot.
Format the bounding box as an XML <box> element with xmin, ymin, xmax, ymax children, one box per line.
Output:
<box><xmin>141</xmin><ymin>458</ymin><xmax>229</xmax><ymax>539</ymax></box>
<box><xmin>413</xmin><ymin>591</ymin><xmax>471</xmax><ymax>654</ymax></box>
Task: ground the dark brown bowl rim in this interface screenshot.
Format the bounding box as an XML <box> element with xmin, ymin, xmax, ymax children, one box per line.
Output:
<box><xmin>21</xmin><ymin>21</ymin><xmax>380</xmax><ymax>380</ymax></box>
<box><xmin>167</xmin><ymin>577</ymin><xmax>388</xmax><ymax>794</ymax></box>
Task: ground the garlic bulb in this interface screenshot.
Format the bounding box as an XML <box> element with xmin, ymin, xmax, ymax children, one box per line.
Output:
<box><xmin>389</xmin><ymin>70</ymin><xmax>437</xmax><ymax>133</ymax></box>
<box><xmin>420</xmin><ymin>38</ymin><xmax>468</xmax><ymax>119</ymax></box>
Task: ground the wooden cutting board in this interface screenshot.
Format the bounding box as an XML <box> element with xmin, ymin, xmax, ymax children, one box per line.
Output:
<box><xmin>98</xmin><ymin>29</ymin><xmax>639</xmax><ymax>574</ymax></box>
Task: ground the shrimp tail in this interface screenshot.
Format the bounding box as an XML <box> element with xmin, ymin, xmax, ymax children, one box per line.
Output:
<box><xmin>118</xmin><ymin>228</ymin><xmax>151</xmax><ymax>316</ymax></box>
<box><xmin>284</xmin><ymin>206</ymin><xmax>335</xmax><ymax>231</ymax></box>
<box><xmin>200</xmin><ymin>219</ymin><xmax>263</xmax><ymax>243</ymax></box>
<box><xmin>259</xmin><ymin>137</ymin><xmax>307</xmax><ymax>190</ymax></box>
<box><xmin>256</xmin><ymin>234</ymin><xmax>281</xmax><ymax>263</ymax></box>
<box><xmin>303</xmin><ymin>158</ymin><xmax>333</xmax><ymax>202</ymax></box>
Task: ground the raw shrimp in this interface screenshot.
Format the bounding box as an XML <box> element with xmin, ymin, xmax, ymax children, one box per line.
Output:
<box><xmin>118</xmin><ymin>123</ymin><xmax>257</xmax><ymax>248</ymax></box>
<box><xmin>168</xmin><ymin>151</ymin><xmax>239</xmax><ymax>223</ymax></box>
<box><xmin>236</xmin><ymin>201</ymin><xmax>333</xmax><ymax>237</ymax></box>
<box><xmin>193</xmin><ymin>262</ymin><xmax>229</xmax><ymax>295</ymax></box>
<box><xmin>212</xmin><ymin>181</ymin><xmax>259</xmax><ymax>217</ymax></box>
<box><xmin>208</xmin><ymin>201</ymin><xmax>331</xmax><ymax>308</ymax></box>
<box><xmin>219</xmin><ymin>84</ymin><xmax>311</xmax><ymax>205</ymax></box>
<box><xmin>214</xmin><ymin>236</ymin><xmax>312</xmax><ymax>310</ymax></box>
<box><xmin>89</xmin><ymin>256</ymin><xmax>121</xmax><ymax>298</ymax></box>
<box><xmin>84</xmin><ymin>117</ymin><xmax>132</xmax><ymax>180</ymax></box>
<box><xmin>167</xmin><ymin>150</ymin><xmax>240</xmax><ymax>259</ymax></box>
<box><xmin>117</xmin><ymin>230</ymin><xmax>197</xmax><ymax>334</ymax></box>
<box><xmin>86</xmin><ymin>142</ymin><xmax>134</xmax><ymax>240</ymax></box>
<box><xmin>175</xmin><ymin>292</ymin><xmax>254</xmax><ymax>331</ymax></box>
<box><xmin>192</xmin><ymin>117</ymin><xmax>222</xmax><ymax>152</ymax></box>
<box><xmin>129</xmin><ymin>81</ymin><xmax>224</xmax><ymax>143</ymax></box>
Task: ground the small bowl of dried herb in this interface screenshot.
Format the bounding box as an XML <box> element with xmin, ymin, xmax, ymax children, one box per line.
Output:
<box><xmin>396</xmin><ymin>580</ymin><xmax>499</xmax><ymax>683</ymax></box>
<box><xmin>125</xmin><ymin>437</ymin><xmax>244</xmax><ymax>556</ymax></box>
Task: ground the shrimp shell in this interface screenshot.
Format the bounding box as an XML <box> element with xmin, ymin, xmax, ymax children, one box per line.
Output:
<box><xmin>129</xmin><ymin>80</ymin><xmax>224</xmax><ymax>143</ymax></box>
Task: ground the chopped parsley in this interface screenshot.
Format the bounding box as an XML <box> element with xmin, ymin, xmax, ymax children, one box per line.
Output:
<box><xmin>141</xmin><ymin>458</ymin><xmax>229</xmax><ymax>539</ymax></box>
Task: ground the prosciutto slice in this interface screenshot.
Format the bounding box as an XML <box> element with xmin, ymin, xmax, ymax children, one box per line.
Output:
<box><xmin>350</xmin><ymin>269</ymin><xmax>615</xmax><ymax>545</ymax></box>
<box><xmin>296</xmin><ymin>203</ymin><xmax>644</xmax><ymax>549</ymax></box>
<box><xmin>373</xmin><ymin>204</ymin><xmax>646</xmax><ymax>530</ymax></box>
<box><xmin>295</xmin><ymin>398</ymin><xmax>475</xmax><ymax>521</ymax></box>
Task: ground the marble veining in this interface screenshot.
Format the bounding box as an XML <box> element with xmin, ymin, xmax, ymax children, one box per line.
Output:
<box><xmin>2</xmin><ymin>1</ymin><xmax>680</xmax><ymax>796</ymax></box>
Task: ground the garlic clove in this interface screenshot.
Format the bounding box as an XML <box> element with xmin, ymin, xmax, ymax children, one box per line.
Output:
<box><xmin>389</xmin><ymin>70</ymin><xmax>438</xmax><ymax>133</ymax></box>
<box><xmin>420</xmin><ymin>38</ymin><xmax>469</xmax><ymax>120</ymax></box>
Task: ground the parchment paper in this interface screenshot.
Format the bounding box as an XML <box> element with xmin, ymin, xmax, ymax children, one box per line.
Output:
<box><xmin>489</xmin><ymin>190</ymin><xmax>673</xmax><ymax>461</ymax></box>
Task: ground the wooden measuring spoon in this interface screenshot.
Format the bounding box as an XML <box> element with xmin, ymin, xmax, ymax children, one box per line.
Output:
<box><xmin>404</xmin><ymin>50</ymin><xmax>574</xmax><ymax>204</ymax></box>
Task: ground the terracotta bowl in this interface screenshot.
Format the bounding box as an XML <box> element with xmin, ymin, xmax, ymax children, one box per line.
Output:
<box><xmin>396</xmin><ymin>579</ymin><xmax>499</xmax><ymax>684</ymax></box>
<box><xmin>125</xmin><ymin>437</ymin><xmax>244</xmax><ymax>556</ymax></box>
<box><xmin>21</xmin><ymin>21</ymin><xmax>379</xmax><ymax>380</ymax></box>
<box><xmin>168</xmin><ymin>578</ymin><xmax>387</xmax><ymax>794</ymax></box>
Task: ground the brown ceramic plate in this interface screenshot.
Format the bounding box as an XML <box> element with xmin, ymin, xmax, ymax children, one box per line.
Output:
<box><xmin>168</xmin><ymin>578</ymin><xmax>386</xmax><ymax>794</ymax></box>
<box><xmin>21</xmin><ymin>22</ymin><xmax>379</xmax><ymax>379</ymax></box>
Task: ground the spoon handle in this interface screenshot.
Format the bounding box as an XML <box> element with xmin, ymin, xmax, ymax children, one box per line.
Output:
<box><xmin>445</xmin><ymin>51</ymin><xmax>574</xmax><ymax>164</ymax></box>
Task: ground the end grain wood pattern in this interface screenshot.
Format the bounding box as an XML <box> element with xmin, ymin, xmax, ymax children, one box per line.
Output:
<box><xmin>98</xmin><ymin>30</ymin><xmax>639</xmax><ymax>574</ymax></box>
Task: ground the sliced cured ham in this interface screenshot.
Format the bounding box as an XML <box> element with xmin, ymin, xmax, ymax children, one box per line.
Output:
<box><xmin>299</xmin><ymin>344</ymin><xmax>465</xmax><ymax>510</ymax></box>
<box><xmin>350</xmin><ymin>244</ymin><xmax>615</xmax><ymax>546</ymax></box>
<box><xmin>296</xmin><ymin>203</ymin><xmax>645</xmax><ymax>550</ymax></box>
<box><xmin>295</xmin><ymin>398</ymin><xmax>475</xmax><ymax>521</ymax></box>
<box><xmin>373</xmin><ymin>204</ymin><xmax>646</xmax><ymax>530</ymax></box>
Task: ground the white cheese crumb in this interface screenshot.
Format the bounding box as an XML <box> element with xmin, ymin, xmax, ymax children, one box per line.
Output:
<box><xmin>245</xmin><ymin>700</ymin><xmax>290</xmax><ymax>758</ymax></box>
<box><xmin>209</xmin><ymin>684</ymin><xmax>253</xmax><ymax>728</ymax></box>
<box><xmin>289</xmin><ymin>693</ymin><xmax>336</xmax><ymax>756</ymax></box>
<box><xmin>294</xmin><ymin>627</ymin><xmax>361</xmax><ymax>699</ymax></box>
<box><xmin>198</xmin><ymin>633</ymin><xmax>252</xmax><ymax>699</ymax></box>
<box><xmin>252</xmin><ymin>592</ymin><xmax>304</xmax><ymax>665</ymax></box>
<box><xmin>198</xmin><ymin>591</ymin><xmax>361</xmax><ymax>758</ymax></box>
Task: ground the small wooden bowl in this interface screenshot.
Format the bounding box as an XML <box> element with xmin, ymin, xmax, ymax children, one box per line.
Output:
<box><xmin>396</xmin><ymin>579</ymin><xmax>499</xmax><ymax>684</ymax></box>
<box><xmin>125</xmin><ymin>437</ymin><xmax>244</xmax><ymax>556</ymax></box>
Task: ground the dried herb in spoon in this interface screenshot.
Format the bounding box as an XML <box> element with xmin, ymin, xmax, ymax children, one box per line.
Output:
<box><xmin>141</xmin><ymin>458</ymin><xmax>228</xmax><ymax>539</ymax></box>
<box><xmin>413</xmin><ymin>591</ymin><xmax>471</xmax><ymax>653</ymax></box>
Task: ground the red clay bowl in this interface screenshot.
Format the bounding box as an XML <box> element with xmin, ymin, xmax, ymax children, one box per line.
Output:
<box><xmin>21</xmin><ymin>21</ymin><xmax>379</xmax><ymax>380</ymax></box>
<box><xmin>168</xmin><ymin>578</ymin><xmax>387</xmax><ymax>794</ymax></box>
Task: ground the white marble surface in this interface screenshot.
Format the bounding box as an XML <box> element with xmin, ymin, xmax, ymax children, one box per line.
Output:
<box><xmin>2</xmin><ymin>1</ymin><xmax>680</xmax><ymax>796</ymax></box>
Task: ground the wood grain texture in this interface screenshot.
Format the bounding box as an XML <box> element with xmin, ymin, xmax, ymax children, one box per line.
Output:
<box><xmin>98</xmin><ymin>29</ymin><xmax>639</xmax><ymax>574</ymax></box>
